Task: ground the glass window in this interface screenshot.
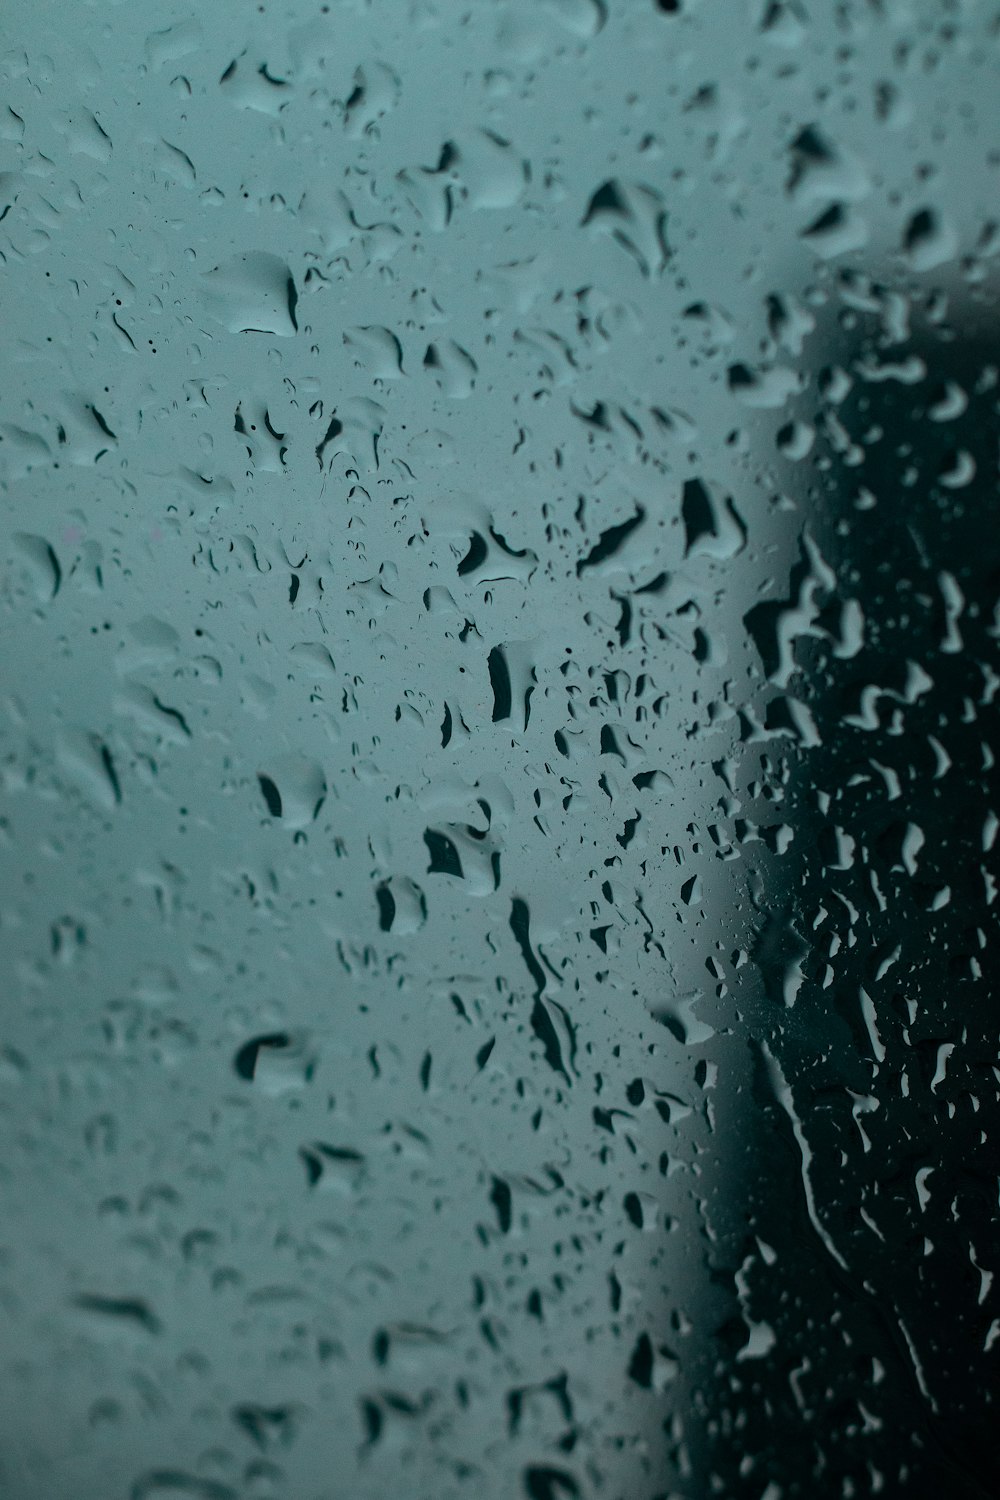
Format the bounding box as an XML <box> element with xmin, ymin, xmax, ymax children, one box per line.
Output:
<box><xmin>1</xmin><ymin>3</ymin><xmax>997</xmax><ymax>1496</ymax></box>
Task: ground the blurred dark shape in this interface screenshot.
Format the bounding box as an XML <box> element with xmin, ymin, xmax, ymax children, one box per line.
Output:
<box><xmin>696</xmin><ymin>282</ymin><xmax>1000</xmax><ymax>1498</ymax></box>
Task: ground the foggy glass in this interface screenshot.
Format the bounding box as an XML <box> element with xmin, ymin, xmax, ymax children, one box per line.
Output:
<box><xmin>1</xmin><ymin>2</ymin><xmax>998</xmax><ymax>1497</ymax></box>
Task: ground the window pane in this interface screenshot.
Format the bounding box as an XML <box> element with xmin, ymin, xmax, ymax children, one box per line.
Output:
<box><xmin>1</xmin><ymin>3</ymin><xmax>997</xmax><ymax>1497</ymax></box>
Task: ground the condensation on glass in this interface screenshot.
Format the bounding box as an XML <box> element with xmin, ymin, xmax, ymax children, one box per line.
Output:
<box><xmin>1</xmin><ymin>2</ymin><xmax>998</xmax><ymax>1497</ymax></box>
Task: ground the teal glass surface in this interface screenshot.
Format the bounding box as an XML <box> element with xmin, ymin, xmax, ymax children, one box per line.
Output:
<box><xmin>1</xmin><ymin>4</ymin><xmax>998</xmax><ymax>1496</ymax></box>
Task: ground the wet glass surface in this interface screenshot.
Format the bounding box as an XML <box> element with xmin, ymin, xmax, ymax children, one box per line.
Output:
<box><xmin>1</xmin><ymin>3</ymin><xmax>998</xmax><ymax>1497</ymax></box>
